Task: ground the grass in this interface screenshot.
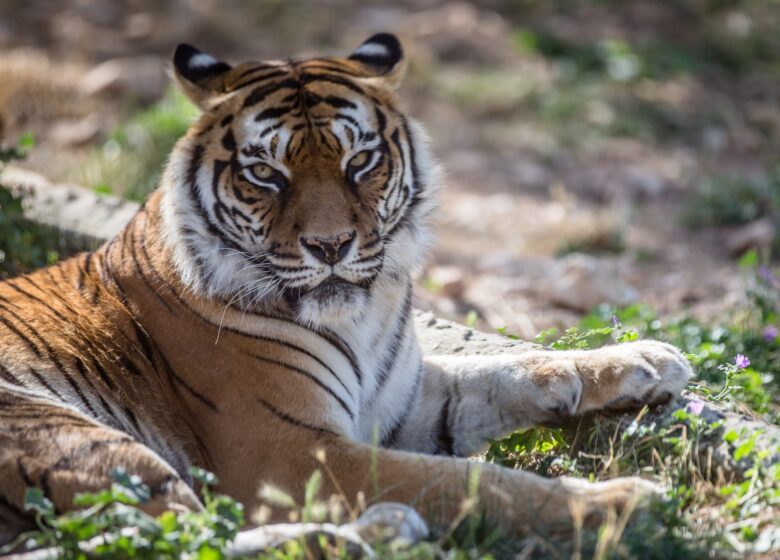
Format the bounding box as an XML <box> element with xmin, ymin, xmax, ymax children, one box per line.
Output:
<box><xmin>72</xmin><ymin>88</ymin><xmax>199</xmax><ymax>201</ymax></box>
<box><xmin>0</xmin><ymin>135</ymin><xmax>64</xmax><ymax>278</ymax></box>
<box><xmin>683</xmin><ymin>167</ymin><xmax>780</xmax><ymax>229</ymax></box>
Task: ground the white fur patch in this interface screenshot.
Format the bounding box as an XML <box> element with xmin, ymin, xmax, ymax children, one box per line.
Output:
<box><xmin>353</xmin><ymin>42</ymin><xmax>389</xmax><ymax>58</ymax></box>
<box><xmin>189</xmin><ymin>53</ymin><xmax>219</xmax><ymax>69</ymax></box>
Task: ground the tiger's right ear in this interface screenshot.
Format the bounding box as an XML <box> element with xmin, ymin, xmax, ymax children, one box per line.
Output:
<box><xmin>173</xmin><ymin>43</ymin><xmax>233</xmax><ymax>109</ymax></box>
<box><xmin>348</xmin><ymin>33</ymin><xmax>406</xmax><ymax>89</ymax></box>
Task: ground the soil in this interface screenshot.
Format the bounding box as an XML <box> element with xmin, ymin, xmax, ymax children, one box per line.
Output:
<box><xmin>1</xmin><ymin>0</ymin><xmax>777</xmax><ymax>338</ymax></box>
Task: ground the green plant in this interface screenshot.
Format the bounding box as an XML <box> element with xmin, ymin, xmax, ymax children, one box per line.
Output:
<box><xmin>683</xmin><ymin>169</ymin><xmax>780</xmax><ymax>229</ymax></box>
<box><xmin>74</xmin><ymin>88</ymin><xmax>198</xmax><ymax>201</ymax></box>
<box><xmin>0</xmin><ymin>135</ymin><xmax>63</xmax><ymax>278</ymax></box>
<box><xmin>4</xmin><ymin>467</ymin><xmax>243</xmax><ymax>559</ymax></box>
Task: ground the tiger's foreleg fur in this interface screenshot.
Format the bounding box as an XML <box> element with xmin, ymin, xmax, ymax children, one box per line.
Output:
<box><xmin>387</xmin><ymin>341</ymin><xmax>693</xmax><ymax>457</ymax></box>
<box><xmin>0</xmin><ymin>384</ymin><xmax>202</xmax><ymax>529</ymax></box>
<box><xmin>264</xmin><ymin>431</ymin><xmax>659</xmax><ymax>538</ymax></box>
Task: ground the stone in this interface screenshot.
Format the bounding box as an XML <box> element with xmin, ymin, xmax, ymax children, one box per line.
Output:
<box><xmin>49</xmin><ymin>117</ymin><xmax>102</xmax><ymax>148</ymax></box>
<box><xmin>726</xmin><ymin>218</ymin><xmax>775</xmax><ymax>256</ymax></box>
<box><xmin>425</xmin><ymin>265</ymin><xmax>465</xmax><ymax>299</ymax></box>
<box><xmin>81</xmin><ymin>56</ymin><xmax>168</xmax><ymax>103</ymax></box>
<box><xmin>546</xmin><ymin>253</ymin><xmax>637</xmax><ymax>312</ymax></box>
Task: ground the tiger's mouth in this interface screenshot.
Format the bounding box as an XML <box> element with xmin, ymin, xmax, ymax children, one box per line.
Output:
<box><xmin>309</xmin><ymin>276</ymin><xmax>356</xmax><ymax>302</ymax></box>
<box><xmin>283</xmin><ymin>275</ymin><xmax>368</xmax><ymax>307</ymax></box>
<box><xmin>283</xmin><ymin>274</ymin><xmax>371</xmax><ymax>324</ymax></box>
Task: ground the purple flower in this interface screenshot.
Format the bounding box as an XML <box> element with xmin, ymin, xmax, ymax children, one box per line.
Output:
<box><xmin>763</xmin><ymin>325</ymin><xmax>778</xmax><ymax>343</ymax></box>
<box><xmin>734</xmin><ymin>354</ymin><xmax>750</xmax><ymax>369</ymax></box>
<box><xmin>758</xmin><ymin>266</ymin><xmax>779</xmax><ymax>288</ymax></box>
<box><xmin>686</xmin><ymin>400</ymin><xmax>704</xmax><ymax>416</ymax></box>
<box><xmin>612</xmin><ymin>315</ymin><xmax>620</xmax><ymax>328</ymax></box>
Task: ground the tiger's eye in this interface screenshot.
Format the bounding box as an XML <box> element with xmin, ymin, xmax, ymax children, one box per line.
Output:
<box><xmin>348</xmin><ymin>151</ymin><xmax>370</xmax><ymax>168</ymax></box>
<box><xmin>252</xmin><ymin>163</ymin><xmax>274</xmax><ymax>179</ymax></box>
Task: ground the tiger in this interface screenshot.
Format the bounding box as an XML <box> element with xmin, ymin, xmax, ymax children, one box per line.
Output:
<box><xmin>0</xmin><ymin>33</ymin><xmax>693</xmax><ymax>546</ymax></box>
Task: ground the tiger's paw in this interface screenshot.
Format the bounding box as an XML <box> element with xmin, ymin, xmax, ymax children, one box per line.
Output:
<box><xmin>577</xmin><ymin>340</ymin><xmax>694</xmax><ymax>413</ymax></box>
<box><xmin>565</xmin><ymin>476</ymin><xmax>664</xmax><ymax>527</ymax></box>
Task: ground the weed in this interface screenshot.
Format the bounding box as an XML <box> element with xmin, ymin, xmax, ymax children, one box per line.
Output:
<box><xmin>0</xmin><ymin>135</ymin><xmax>63</xmax><ymax>278</ymax></box>
<box><xmin>73</xmin><ymin>88</ymin><xmax>198</xmax><ymax>201</ymax></box>
<box><xmin>683</xmin><ymin>168</ymin><xmax>780</xmax><ymax>229</ymax></box>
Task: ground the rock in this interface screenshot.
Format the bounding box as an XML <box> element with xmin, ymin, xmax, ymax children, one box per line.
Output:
<box><xmin>545</xmin><ymin>253</ymin><xmax>637</xmax><ymax>312</ymax></box>
<box><xmin>726</xmin><ymin>218</ymin><xmax>775</xmax><ymax>256</ymax></box>
<box><xmin>425</xmin><ymin>265</ymin><xmax>465</xmax><ymax>299</ymax></box>
<box><xmin>81</xmin><ymin>56</ymin><xmax>168</xmax><ymax>103</ymax></box>
<box><xmin>49</xmin><ymin>116</ymin><xmax>102</xmax><ymax>148</ymax></box>
<box><xmin>1</xmin><ymin>166</ymin><xmax>138</xmax><ymax>249</ymax></box>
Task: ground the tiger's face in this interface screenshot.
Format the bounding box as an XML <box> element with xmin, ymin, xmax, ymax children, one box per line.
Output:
<box><xmin>162</xmin><ymin>34</ymin><xmax>438</xmax><ymax>325</ymax></box>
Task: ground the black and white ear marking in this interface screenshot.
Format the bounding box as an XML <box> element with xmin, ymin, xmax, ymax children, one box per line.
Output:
<box><xmin>348</xmin><ymin>33</ymin><xmax>404</xmax><ymax>77</ymax></box>
<box><xmin>172</xmin><ymin>43</ymin><xmax>232</xmax><ymax>108</ymax></box>
<box><xmin>174</xmin><ymin>43</ymin><xmax>232</xmax><ymax>86</ymax></box>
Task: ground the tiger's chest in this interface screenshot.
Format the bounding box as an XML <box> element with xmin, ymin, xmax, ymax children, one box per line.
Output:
<box><xmin>131</xmin><ymin>276</ymin><xmax>420</xmax><ymax>452</ymax></box>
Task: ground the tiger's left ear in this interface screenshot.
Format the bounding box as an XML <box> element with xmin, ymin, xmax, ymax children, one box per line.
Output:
<box><xmin>173</xmin><ymin>43</ymin><xmax>233</xmax><ymax>109</ymax></box>
<box><xmin>348</xmin><ymin>33</ymin><xmax>406</xmax><ymax>89</ymax></box>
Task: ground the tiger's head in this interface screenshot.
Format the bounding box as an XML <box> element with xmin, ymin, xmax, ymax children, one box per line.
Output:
<box><xmin>160</xmin><ymin>34</ymin><xmax>439</xmax><ymax>326</ymax></box>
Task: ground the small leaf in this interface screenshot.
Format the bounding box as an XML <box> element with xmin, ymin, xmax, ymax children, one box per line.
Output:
<box><xmin>733</xmin><ymin>438</ymin><xmax>755</xmax><ymax>461</ymax></box>
<box><xmin>723</xmin><ymin>429</ymin><xmax>739</xmax><ymax>444</ymax></box>
<box><xmin>24</xmin><ymin>488</ymin><xmax>54</xmax><ymax>516</ymax></box>
<box><xmin>190</xmin><ymin>466</ymin><xmax>218</xmax><ymax>487</ymax></box>
<box><xmin>738</xmin><ymin>249</ymin><xmax>758</xmax><ymax>269</ymax></box>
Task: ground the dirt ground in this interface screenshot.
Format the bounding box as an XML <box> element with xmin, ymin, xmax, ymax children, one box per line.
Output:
<box><xmin>1</xmin><ymin>0</ymin><xmax>778</xmax><ymax>338</ymax></box>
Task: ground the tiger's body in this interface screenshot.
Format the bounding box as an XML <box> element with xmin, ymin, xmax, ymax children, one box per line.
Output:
<box><xmin>0</xmin><ymin>34</ymin><xmax>693</xmax><ymax>544</ymax></box>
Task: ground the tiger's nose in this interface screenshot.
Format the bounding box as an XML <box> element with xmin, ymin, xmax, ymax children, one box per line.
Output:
<box><xmin>301</xmin><ymin>231</ymin><xmax>355</xmax><ymax>265</ymax></box>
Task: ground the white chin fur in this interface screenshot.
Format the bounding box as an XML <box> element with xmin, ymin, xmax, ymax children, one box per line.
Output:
<box><xmin>295</xmin><ymin>287</ymin><xmax>368</xmax><ymax>328</ymax></box>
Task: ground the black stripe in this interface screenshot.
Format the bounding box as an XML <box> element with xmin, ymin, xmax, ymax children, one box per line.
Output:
<box><xmin>255</xmin><ymin>105</ymin><xmax>294</xmax><ymax>122</ymax></box>
<box><xmin>16</xmin><ymin>458</ymin><xmax>34</xmax><ymax>486</ymax></box>
<box><xmin>27</xmin><ymin>367</ymin><xmax>63</xmax><ymax>400</ymax></box>
<box><xmin>233</xmin><ymin>63</ymin><xmax>284</xmax><ymax>81</ymax></box>
<box><xmin>257</xmin><ymin>397</ymin><xmax>336</xmax><ymax>436</ymax></box>
<box><xmin>232</xmin><ymin>68</ymin><xmax>288</xmax><ymax>90</ymax></box>
<box><xmin>251</xmin><ymin>354</ymin><xmax>353</xmax><ymax>418</ymax></box>
<box><xmin>368</xmin><ymin>284</ymin><xmax>412</xmax><ymax>400</ymax></box>
<box><xmin>127</xmin><ymin>221</ymin><xmax>175</xmax><ymax>314</ymax></box>
<box><xmin>185</xmin><ymin>146</ymin><xmax>245</xmax><ymax>256</ymax></box>
<box><xmin>154</xmin><ymin>343</ymin><xmax>219</xmax><ymax>413</ymax></box>
<box><xmin>242</xmin><ymin>78</ymin><xmax>300</xmax><ymax>109</ymax></box>
<box><xmin>0</xmin><ymin>310</ymin><xmax>43</xmax><ymax>359</ymax></box>
<box><xmin>236</xmin><ymin>331</ymin><xmax>351</xmax><ymax>394</ymax></box>
<box><xmin>381</xmin><ymin>361</ymin><xmax>423</xmax><ymax>448</ymax></box>
<box><xmin>436</xmin><ymin>394</ymin><xmax>455</xmax><ymax>456</ymax></box>
<box><xmin>0</xmin><ymin>363</ymin><xmax>24</xmax><ymax>387</ymax></box>
<box><xmin>0</xmin><ymin>301</ymin><xmax>98</xmax><ymax>416</ymax></box>
<box><xmin>123</xmin><ymin>405</ymin><xmax>143</xmax><ymax>438</ymax></box>
<box><xmin>299</xmin><ymin>73</ymin><xmax>365</xmax><ymax>96</ymax></box>
<box><xmin>304</xmin><ymin>327</ymin><xmax>361</xmax><ymax>385</ymax></box>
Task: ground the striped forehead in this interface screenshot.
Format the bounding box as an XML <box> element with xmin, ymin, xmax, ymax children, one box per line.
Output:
<box><xmin>232</xmin><ymin>67</ymin><xmax>385</xmax><ymax>165</ymax></box>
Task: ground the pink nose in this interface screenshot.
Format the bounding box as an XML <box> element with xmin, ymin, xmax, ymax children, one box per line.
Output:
<box><xmin>301</xmin><ymin>231</ymin><xmax>355</xmax><ymax>265</ymax></box>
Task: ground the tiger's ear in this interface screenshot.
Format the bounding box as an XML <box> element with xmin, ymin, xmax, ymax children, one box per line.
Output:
<box><xmin>348</xmin><ymin>33</ymin><xmax>406</xmax><ymax>89</ymax></box>
<box><xmin>173</xmin><ymin>43</ymin><xmax>233</xmax><ymax>109</ymax></box>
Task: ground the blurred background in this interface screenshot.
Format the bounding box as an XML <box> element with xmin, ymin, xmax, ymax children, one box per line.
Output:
<box><xmin>1</xmin><ymin>0</ymin><xmax>779</xmax><ymax>341</ymax></box>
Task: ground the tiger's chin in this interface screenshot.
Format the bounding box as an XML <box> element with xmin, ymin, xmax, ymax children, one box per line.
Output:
<box><xmin>292</xmin><ymin>278</ymin><xmax>369</xmax><ymax>327</ymax></box>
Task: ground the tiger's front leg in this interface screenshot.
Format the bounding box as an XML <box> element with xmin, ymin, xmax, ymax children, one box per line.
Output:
<box><xmin>0</xmin><ymin>385</ymin><xmax>202</xmax><ymax>539</ymax></box>
<box><xmin>389</xmin><ymin>341</ymin><xmax>693</xmax><ymax>456</ymax></box>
